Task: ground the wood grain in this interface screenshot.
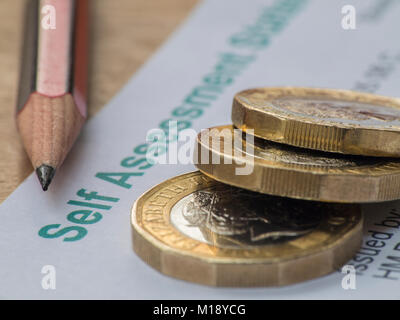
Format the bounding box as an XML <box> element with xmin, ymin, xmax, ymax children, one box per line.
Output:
<box><xmin>0</xmin><ymin>0</ymin><xmax>198</xmax><ymax>202</ymax></box>
<box><xmin>17</xmin><ymin>93</ymin><xmax>85</xmax><ymax>168</ymax></box>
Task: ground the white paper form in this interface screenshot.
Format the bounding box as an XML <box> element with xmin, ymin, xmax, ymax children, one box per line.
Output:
<box><xmin>1</xmin><ymin>0</ymin><xmax>400</xmax><ymax>299</ymax></box>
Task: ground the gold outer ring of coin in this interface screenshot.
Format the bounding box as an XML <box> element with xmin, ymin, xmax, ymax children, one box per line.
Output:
<box><xmin>194</xmin><ymin>125</ymin><xmax>400</xmax><ymax>203</ymax></box>
<box><xmin>232</xmin><ymin>87</ymin><xmax>400</xmax><ymax>157</ymax></box>
<box><xmin>131</xmin><ymin>171</ymin><xmax>363</xmax><ymax>287</ymax></box>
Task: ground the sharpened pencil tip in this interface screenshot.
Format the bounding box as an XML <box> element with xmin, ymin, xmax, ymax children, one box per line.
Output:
<box><xmin>36</xmin><ymin>165</ymin><xmax>56</xmax><ymax>191</ymax></box>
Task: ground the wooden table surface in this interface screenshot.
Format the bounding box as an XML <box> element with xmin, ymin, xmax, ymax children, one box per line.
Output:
<box><xmin>0</xmin><ymin>0</ymin><xmax>198</xmax><ymax>202</ymax></box>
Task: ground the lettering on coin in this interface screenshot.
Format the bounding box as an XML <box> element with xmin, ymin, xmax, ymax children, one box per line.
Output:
<box><xmin>241</xmin><ymin>93</ymin><xmax>400</xmax><ymax>128</ymax></box>
<box><xmin>252</xmin><ymin>138</ymin><xmax>380</xmax><ymax>168</ymax></box>
<box><xmin>270</xmin><ymin>98</ymin><xmax>400</xmax><ymax>123</ymax></box>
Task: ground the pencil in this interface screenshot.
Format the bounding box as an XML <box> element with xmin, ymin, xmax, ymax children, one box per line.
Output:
<box><xmin>16</xmin><ymin>0</ymin><xmax>88</xmax><ymax>191</ymax></box>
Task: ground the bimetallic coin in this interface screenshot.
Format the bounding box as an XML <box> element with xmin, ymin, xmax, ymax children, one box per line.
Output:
<box><xmin>131</xmin><ymin>171</ymin><xmax>362</xmax><ymax>287</ymax></box>
<box><xmin>195</xmin><ymin>125</ymin><xmax>400</xmax><ymax>202</ymax></box>
<box><xmin>232</xmin><ymin>87</ymin><xmax>400</xmax><ymax>157</ymax></box>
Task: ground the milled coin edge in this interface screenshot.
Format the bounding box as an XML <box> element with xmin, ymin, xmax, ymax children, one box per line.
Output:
<box><xmin>130</xmin><ymin>171</ymin><xmax>364</xmax><ymax>287</ymax></box>
<box><xmin>232</xmin><ymin>87</ymin><xmax>400</xmax><ymax>157</ymax></box>
<box><xmin>195</xmin><ymin>126</ymin><xmax>400</xmax><ymax>202</ymax></box>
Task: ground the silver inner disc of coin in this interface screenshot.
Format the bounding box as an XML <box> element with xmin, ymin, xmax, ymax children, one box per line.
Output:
<box><xmin>170</xmin><ymin>185</ymin><xmax>324</xmax><ymax>249</ymax></box>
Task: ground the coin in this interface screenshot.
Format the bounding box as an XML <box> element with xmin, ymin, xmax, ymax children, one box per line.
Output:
<box><xmin>131</xmin><ymin>171</ymin><xmax>362</xmax><ymax>287</ymax></box>
<box><xmin>232</xmin><ymin>87</ymin><xmax>400</xmax><ymax>157</ymax></box>
<box><xmin>194</xmin><ymin>125</ymin><xmax>400</xmax><ymax>202</ymax></box>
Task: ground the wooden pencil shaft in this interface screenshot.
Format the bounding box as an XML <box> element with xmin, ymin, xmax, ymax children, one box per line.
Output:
<box><xmin>17</xmin><ymin>93</ymin><xmax>85</xmax><ymax>169</ymax></box>
<box><xmin>15</xmin><ymin>0</ymin><xmax>88</xmax><ymax>190</ymax></box>
<box><xmin>36</xmin><ymin>0</ymin><xmax>76</xmax><ymax>96</ymax></box>
<box><xmin>17</xmin><ymin>0</ymin><xmax>39</xmax><ymax>114</ymax></box>
<box><xmin>17</xmin><ymin>0</ymin><xmax>88</xmax><ymax>117</ymax></box>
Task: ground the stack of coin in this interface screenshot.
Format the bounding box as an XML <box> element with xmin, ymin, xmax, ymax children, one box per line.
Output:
<box><xmin>131</xmin><ymin>87</ymin><xmax>400</xmax><ymax>287</ymax></box>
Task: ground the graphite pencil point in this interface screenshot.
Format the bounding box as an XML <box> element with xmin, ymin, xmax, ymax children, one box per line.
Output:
<box><xmin>16</xmin><ymin>0</ymin><xmax>88</xmax><ymax>191</ymax></box>
<box><xmin>36</xmin><ymin>165</ymin><xmax>56</xmax><ymax>191</ymax></box>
